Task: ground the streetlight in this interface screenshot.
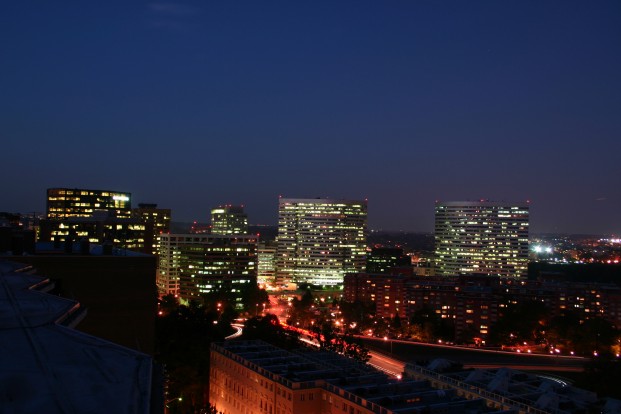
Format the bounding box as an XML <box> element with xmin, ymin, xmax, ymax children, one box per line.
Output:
<box><xmin>164</xmin><ymin>397</ymin><xmax>182</xmax><ymax>413</ymax></box>
<box><xmin>384</xmin><ymin>336</ymin><xmax>393</xmax><ymax>354</ymax></box>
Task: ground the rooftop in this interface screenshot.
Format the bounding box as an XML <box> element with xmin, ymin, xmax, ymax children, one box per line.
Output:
<box><xmin>212</xmin><ymin>340</ymin><xmax>511</xmax><ymax>414</ymax></box>
<box><xmin>0</xmin><ymin>261</ymin><xmax>154</xmax><ymax>413</ymax></box>
<box><xmin>406</xmin><ymin>360</ymin><xmax>621</xmax><ymax>414</ymax></box>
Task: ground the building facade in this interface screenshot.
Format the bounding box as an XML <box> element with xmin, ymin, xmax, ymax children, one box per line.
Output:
<box><xmin>211</xmin><ymin>205</ymin><xmax>248</xmax><ymax>235</ymax></box>
<box><xmin>40</xmin><ymin>211</ymin><xmax>147</xmax><ymax>251</ymax></box>
<box><xmin>132</xmin><ymin>203</ymin><xmax>171</xmax><ymax>256</ymax></box>
<box><xmin>157</xmin><ymin>234</ymin><xmax>257</xmax><ymax>305</ymax></box>
<box><xmin>366</xmin><ymin>247</ymin><xmax>411</xmax><ymax>274</ymax></box>
<box><xmin>344</xmin><ymin>273</ymin><xmax>501</xmax><ymax>342</ymax></box>
<box><xmin>43</xmin><ymin>188</ymin><xmax>144</xmax><ymax>250</ymax></box>
<box><xmin>257</xmin><ymin>240</ymin><xmax>277</xmax><ymax>289</ymax></box>
<box><xmin>435</xmin><ymin>201</ymin><xmax>529</xmax><ymax>278</ymax></box>
<box><xmin>47</xmin><ymin>188</ymin><xmax>132</xmax><ymax>219</ymax></box>
<box><xmin>276</xmin><ymin>198</ymin><xmax>367</xmax><ymax>288</ymax></box>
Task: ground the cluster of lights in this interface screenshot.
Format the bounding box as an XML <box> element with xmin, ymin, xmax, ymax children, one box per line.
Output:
<box><xmin>532</xmin><ymin>245</ymin><xmax>553</xmax><ymax>254</ymax></box>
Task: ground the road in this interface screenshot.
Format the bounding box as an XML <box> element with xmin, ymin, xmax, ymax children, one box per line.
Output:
<box><xmin>368</xmin><ymin>351</ymin><xmax>404</xmax><ymax>378</ymax></box>
<box><xmin>225</xmin><ymin>324</ymin><xmax>244</xmax><ymax>340</ymax></box>
<box><xmin>360</xmin><ymin>336</ymin><xmax>587</xmax><ymax>373</ymax></box>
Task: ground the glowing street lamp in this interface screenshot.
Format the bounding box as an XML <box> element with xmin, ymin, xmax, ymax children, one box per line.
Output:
<box><xmin>164</xmin><ymin>397</ymin><xmax>182</xmax><ymax>413</ymax></box>
<box><xmin>384</xmin><ymin>336</ymin><xmax>393</xmax><ymax>354</ymax></box>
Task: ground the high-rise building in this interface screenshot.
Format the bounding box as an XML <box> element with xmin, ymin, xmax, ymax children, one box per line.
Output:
<box><xmin>43</xmin><ymin>188</ymin><xmax>143</xmax><ymax>250</ymax></box>
<box><xmin>132</xmin><ymin>203</ymin><xmax>171</xmax><ymax>256</ymax></box>
<box><xmin>157</xmin><ymin>234</ymin><xmax>257</xmax><ymax>305</ymax></box>
<box><xmin>40</xmin><ymin>211</ymin><xmax>147</xmax><ymax>251</ymax></box>
<box><xmin>434</xmin><ymin>200</ymin><xmax>529</xmax><ymax>278</ymax></box>
<box><xmin>257</xmin><ymin>240</ymin><xmax>277</xmax><ymax>288</ymax></box>
<box><xmin>276</xmin><ymin>198</ymin><xmax>367</xmax><ymax>288</ymax></box>
<box><xmin>47</xmin><ymin>188</ymin><xmax>132</xmax><ymax>219</ymax></box>
<box><xmin>210</xmin><ymin>205</ymin><xmax>248</xmax><ymax>235</ymax></box>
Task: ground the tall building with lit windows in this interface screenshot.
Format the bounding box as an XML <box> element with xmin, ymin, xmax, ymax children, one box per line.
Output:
<box><xmin>132</xmin><ymin>203</ymin><xmax>171</xmax><ymax>256</ymax></box>
<box><xmin>42</xmin><ymin>188</ymin><xmax>146</xmax><ymax>250</ymax></box>
<box><xmin>210</xmin><ymin>205</ymin><xmax>248</xmax><ymax>235</ymax></box>
<box><xmin>257</xmin><ymin>240</ymin><xmax>277</xmax><ymax>288</ymax></box>
<box><xmin>47</xmin><ymin>188</ymin><xmax>132</xmax><ymax>218</ymax></box>
<box><xmin>434</xmin><ymin>200</ymin><xmax>529</xmax><ymax>278</ymax></box>
<box><xmin>157</xmin><ymin>233</ymin><xmax>257</xmax><ymax>304</ymax></box>
<box><xmin>276</xmin><ymin>198</ymin><xmax>367</xmax><ymax>288</ymax></box>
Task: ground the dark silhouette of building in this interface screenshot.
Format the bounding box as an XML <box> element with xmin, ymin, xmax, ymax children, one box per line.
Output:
<box><xmin>6</xmin><ymin>242</ymin><xmax>157</xmax><ymax>354</ymax></box>
<box><xmin>366</xmin><ymin>247</ymin><xmax>411</xmax><ymax>274</ymax></box>
<box><xmin>133</xmin><ymin>203</ymin><xmax>171</xmax><ymax>256</ymax></box>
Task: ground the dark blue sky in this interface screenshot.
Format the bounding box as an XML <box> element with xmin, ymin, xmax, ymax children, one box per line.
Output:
<box><xmin>2</xmin><ymin>1</ymin><xmax>620</xmax><ymax>234</ymax></box>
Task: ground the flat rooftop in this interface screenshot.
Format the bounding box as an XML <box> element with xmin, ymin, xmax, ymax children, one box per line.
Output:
<box><xmin>0</xmin><ymin>261</ymin><xmax>153</xmax><ymax>413</ymax></box>
<box><xmin>213</xmin><ymin>340</ymin><xmax>512</xmax><ymax>414</ymax></box>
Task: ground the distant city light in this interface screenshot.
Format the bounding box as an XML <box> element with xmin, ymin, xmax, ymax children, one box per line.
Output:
<box><xmin>532</xmin><ymin>245</ymin><xmax>553</xmax><ymax>254</ymax></box>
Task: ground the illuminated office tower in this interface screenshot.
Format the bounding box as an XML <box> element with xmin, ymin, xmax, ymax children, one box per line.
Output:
<box><xmin>47</xmin><ymin>188</ymin><xmax>132</xmax><ymax>218</ymax></box>
<box><xmin>257</xmin><ymin>240</ymin><xmax>277</xmax><ymax>288</ymax></box>
<box><xmin>42</xmin><ymin>188</ymin><xmax>144</xmax><ymax>249</ymax></box>
<box><xmin>434</xmin><ymin>201</ymin><xmax>529</xmax><ymax>278</ymax></box>
<box><xmin>276</xmin><ymin>198</ymin><xmax>367</xmax><ymax>288</ymax></box>
<box><xmin>132</xmin><ymin>203</ymin><xmax>171</xmax><ymax>256</ymax></box>
<box><xmin>157</xmin><ymin>234</ymin><xmax>257</xmax><ymax>304</ymax></box>
<box><xmin>210</xmin><ymin>205</ymin><xmax>248</xmax><ymax>235</ymax></box>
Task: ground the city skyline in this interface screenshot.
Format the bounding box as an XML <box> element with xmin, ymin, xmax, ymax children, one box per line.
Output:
<box><xmin>3</xmin><ymin>188</ymin><xmax>620</xmax><ymax>236</ymax></box>
<box><xmin>1</xmin><ymin>2</ymin><xmax>620</xmax><ymax>235</ymax></box>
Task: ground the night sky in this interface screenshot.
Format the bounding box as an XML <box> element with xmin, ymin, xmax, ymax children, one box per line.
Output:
<box><xmin>2</xmin><ymin>1</ymin><xmax>620</xmax><ymax>234</ymax></box>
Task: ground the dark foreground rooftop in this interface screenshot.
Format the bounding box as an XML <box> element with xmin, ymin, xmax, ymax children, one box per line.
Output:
<box><xmin>0</xmin><ymin>261</ymin><xmax>154</xmax><ymax>413</ymax></box>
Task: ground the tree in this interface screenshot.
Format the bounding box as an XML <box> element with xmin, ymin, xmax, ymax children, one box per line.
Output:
<box><xmin>208</xmin><ymin>403</ymin><xmax>224</xmax><ymax>414</ymax></box>
<box><xmin>545</xmin><ymin>311</ymin><xmax>582</xmax><ymax>352</ymax></box>
<box><xmin>240</xmin><ymin>284</ymin><xmax>269</xmax><ymax>315</ymax></box>
<box><xmin>288</xmin><ymin>290</ymin><xmax>316</xmax><ymax>328</ymax></box>
<box><xmin>156</xmin><ymin>300</ymin><xmax>229</xmax><ymax>413</ymax></box>
<box><xmin>409</xmin><ymin>306</ymin><xmax>455</xmax><ymax>343</ymax></box>
<box><xmin>311</xmin><ymin>319</ymin><xmax>371</xmax><ymax>363</ymax></box>
<box><xmin>487</xmin><ymin>301</ymin><xmax>547</xmax><ymax>347</ymax></box>
<box><xmin>392</xmin><ymin>314</ymin><xmax>403</xmax><ymax>330</ymax></box>
<box><xmin>242</xmin><ymin>313</ymin><xmax>300</xmax><ymax>350</ymax></box>
<box><xmin>159</xmin><ymin>293</ymin><xmax>179</xmax><ymax>315</ymax></box>
<box><xmin>575</xmin><ymin>359</ymin><xmax>621</xmax><ymax>399</ymax></box>
<box><xmin>338</xmin><ymin>299</ymin><xmax>375</xmax><ymax>332</ymax></box>
<box><xmin>342</xmin><ymin>334</ymin><xmax>371</xmax><ymax>363</ymax></box>
<box><xmin>574</xmin><ymin>317</ymin><xmax>617</xmax><ymax>356</ymax></box>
